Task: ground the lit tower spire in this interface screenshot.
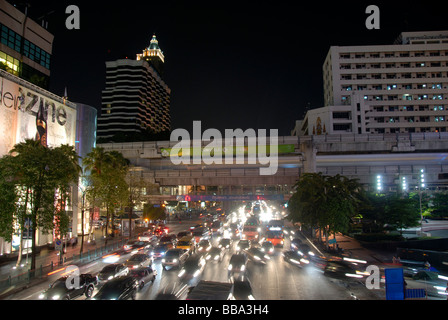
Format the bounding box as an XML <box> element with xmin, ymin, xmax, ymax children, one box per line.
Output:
<box><xmin>137</xmin><ymin>34</ymin><xmax>165</xmax><ymax>76</ymax></box>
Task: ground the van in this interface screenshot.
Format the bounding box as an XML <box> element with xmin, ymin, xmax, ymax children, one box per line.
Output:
<box><xmin>176</xmin><ymin>236</ymin><xmax>196</xmax><ymax>252</ymax></box>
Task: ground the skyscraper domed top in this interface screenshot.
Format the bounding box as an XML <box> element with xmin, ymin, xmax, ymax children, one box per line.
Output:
<box><xmin>136</xmin><ymin>34</ymin><xmax>165</xmax><ymax>76</ymax></box>
<box><xmin>149</xmin><ymin>35</ymin><xmax>160</xmax><ymax>50</ymax></box>
<box><xmin>137</xmin><ymin>34</ymin><xmax>165</xmax><ymax>62</ymax></box>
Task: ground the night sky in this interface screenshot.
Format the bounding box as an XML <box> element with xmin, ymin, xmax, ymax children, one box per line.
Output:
<box><xmin>13</xmin><ymin>0</ymin><xmax>448</xmax><ymax>136</ymax></box>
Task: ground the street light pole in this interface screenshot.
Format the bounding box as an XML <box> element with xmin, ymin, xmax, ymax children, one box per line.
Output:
<box><xmin>419</xmin><ymin>169</ymin><xmax>425</xmax><ymax>234</ymax></box>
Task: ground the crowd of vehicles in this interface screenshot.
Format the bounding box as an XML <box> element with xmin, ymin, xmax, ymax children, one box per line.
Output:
<box><xmin>35</xmin><ymin>201</ymin><xmax>386</xmax><ymax>300</ymax></box>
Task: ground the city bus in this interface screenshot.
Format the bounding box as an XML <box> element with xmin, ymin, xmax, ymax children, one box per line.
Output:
<box><xmin>242</xmin><ymin>217</ymin><xmax>260</xmax><ymax>241</ymax></box>
<box><xmin>264</xmin><ymin>227</ymin><xmax>284</xmax><ymax>247</ymax></box>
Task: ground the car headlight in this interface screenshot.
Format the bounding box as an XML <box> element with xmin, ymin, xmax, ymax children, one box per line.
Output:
<box><xmin>228</xmin><ymin>264</ymin><xmax>233</xmax><ymax>271</ymax></box>
<box><xmin>108</xmin><ymin>276</ymin><xmax>113</xmax><ymax>280</ymax></box>
<box><xmin>241</xmin><ymin>265</ymin><xmax>246</xmax><ymax>271</ymax></box>
<box><xmin>290</xmin><ymin>258</ymin><xmax>300</xmax><ymax>264</ymax></box>
<box><xmin>38</xmin><ymin>293</ymin><xmax>45</xmax><ymax>299</ymax></box>
<box><xmin>161</xmin><ymin>259</ymin><xmax>165</xmax><ymax>263</ymax></box>
<box><xmin>52</xmin><ymin>295</ymin><xmax>60</xmax><ymax>300</ymax></box>
<box><xmin>172</xmin><ymin>259</ymin><xmax>178</xmax><ymax>263</ymax></box>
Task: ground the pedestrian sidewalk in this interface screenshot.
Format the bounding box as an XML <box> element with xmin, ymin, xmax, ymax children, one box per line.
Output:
<box><xmin>307</xmin><ymin>232</ymin><xmax>396</xmax><ymax>265</ymax></box>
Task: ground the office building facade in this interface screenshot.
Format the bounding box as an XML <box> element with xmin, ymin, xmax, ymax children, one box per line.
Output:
<box><xmin>321</xmin><ymin>30</ymin><xmax>448</xmax><ymax>135</ymax></box>
<box><xmin>0</xmin><ymin>0</ymin><xmax>53</xmax><ymax>89</ymax></box>
<box><xmin>296</xmin><ymin>31</ymin><xmax>448</xmax><ymax>136</ymax></box>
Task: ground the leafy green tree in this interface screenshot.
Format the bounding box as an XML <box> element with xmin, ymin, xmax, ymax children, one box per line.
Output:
<box><xmin>381</xmin><ymin>194</ymin><xmax>419</xmax><ymax>233</ymax></box>
<box><xmin>408</xmin><ymin>191</ymin><xmax>431</xmax><ymax>217</ymax></box>
<box><xmin>359</xmin><ymin>192</ymin><xmax>420</xmax><ymax>234</ymax></box>
<box><xmin>357</xmin><ymin>192</ymin><xmax>387</xmax><ymax>233</ymax></box>
<box><xmin>4</xmin><ymin>140</ymin><xmax>80</xmax><ymax>271</ymax></box>
<box><xmin>429</xmin><ymin>192</ymin><xmax>448</xmax><ymax>218</ymax></box>
<box><xmin>287</xmin><ymin>173</ymin><xmax>363</xmax><ymax>247</ymax></box>
<box><xmin>0</xmin><ymin>155</ymin><xmax>18</xmax><ymax>243</ymax></box>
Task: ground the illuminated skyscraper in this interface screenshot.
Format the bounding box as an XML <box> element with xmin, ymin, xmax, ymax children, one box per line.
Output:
<box><xmin>97</xmin><ymin>35</ymin><xmax>171</xmax><ymax>140</ymax></box>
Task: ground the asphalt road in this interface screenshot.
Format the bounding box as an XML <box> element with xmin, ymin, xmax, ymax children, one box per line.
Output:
<box><xmin>3</xmin><ymin>220</ymin><xmax>383</xmax><ymax>300</ymax></box>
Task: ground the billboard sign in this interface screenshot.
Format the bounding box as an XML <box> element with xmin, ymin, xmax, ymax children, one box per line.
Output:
<box><xmin>0</xmin><ymin>75</ymin><xmax>77</xmax><ymax>156</ymax></box>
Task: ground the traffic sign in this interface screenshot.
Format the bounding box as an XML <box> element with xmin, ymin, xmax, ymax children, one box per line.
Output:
<box><xmin>55</xmin><ymin>239</ymin><xmax>63</xmax><ymax>251</ymax></box>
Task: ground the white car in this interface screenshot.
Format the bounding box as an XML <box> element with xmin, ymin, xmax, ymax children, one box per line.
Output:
<box><xmin>139</xmin><ymin>232</ymin><xmax>158</xmax><ymax>243</ymax></box>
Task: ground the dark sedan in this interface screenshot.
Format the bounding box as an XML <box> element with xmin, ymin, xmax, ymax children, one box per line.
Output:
<box><xmin>244</xmin><ymin>247</ymin><xmax>270</xmax><ymax>264</ymax></box>
<box><xmin>123</xmin><ymin>240</ymin><xmax>151</xmax><ymax>253</ymax></box>
<box><xmin>232</xmin><ymin>278</ymin><xmax>255</xmax><ymax>300</ymax></box>
<box><xmin>39</xmin><ymin>273</ymin><xmax>97</xmax><ymax>300</ymax></box>
<box><xmin>290</xmin><ymin>238</ymin><xmax>303</xmax><ymax>250</ymax></box>
<box><xmin>205</xmin><ymin>247</ymin><xmax>225</xmax><ymax>262</ymax></box>
<box><xmin>228</xmin><ymin>253</ymin><xmax>248</xmax><ymax>277</ymax></box>
<box><xmin>178</xmin><ymin>254</ymin><xmax>206</xmax><ymax>281</ymax></box>
<box><xmin>218</xmin><ymin>238</ymin><xmax>232</xmax><ymax>250</ymax></box>
<box><xmin>282</xmin><ymin>250</ymin><xmax>307</xmax><ymax>268</ymax></box>
<box><xmin>97</xmin><ymin>263</ymin><xmax>129</xmax><ymax>283</ymax></box>
<box><xmin>92</xmin><ymin>276</ymin><xmax>138</xmax><ymax>300</ymax></box>
<box><xmin>323</xmin><ymin>260</ymin><xmax>366</xmax><ymax>282</ymax></box>
<box><xmin>151</xmin><ymin>244</ymin><xmax>169</xmax><ymax>259</ymax></box>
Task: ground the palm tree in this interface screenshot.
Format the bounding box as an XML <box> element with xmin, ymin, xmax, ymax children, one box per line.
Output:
<box><xmin>50</xmin><ymin>145</ymin><xmax>81</xmax><ymax>253</ymax></box>
<box><xmin>83</xmin><ymin>147</ymin><xmax>109</xmax><ymax>240</ymax></box>
<box><xmin>83</xmin><ymin>147</ymin><xmax>129</xmax><ymax>244</ymax></box>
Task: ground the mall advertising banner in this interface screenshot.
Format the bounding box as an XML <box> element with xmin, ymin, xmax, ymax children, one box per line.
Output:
<box><xmin>0</xmin><ymin>75</ymin><xmax>77</xmax><ymax>156</ymax></box>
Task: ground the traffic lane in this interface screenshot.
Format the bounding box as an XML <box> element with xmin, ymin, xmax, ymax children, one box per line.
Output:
<box><xmin>13</xmin><ymin>221</ymin><xmax>200</xmax><ymax>300</ymax></box>
<box><xmin>8</xmin><ymin>249</ymin><xmax>137</xmax><ymax>300</ymax></box>
<box><xmin>136</xmin><ymin>259</ymin><xmax>186</xmax><ymax>300</ymax></box>
<box><xmin>4</xmin><ymin>227</ymin><xmax>380</xmax><ymax>300</ymax></box>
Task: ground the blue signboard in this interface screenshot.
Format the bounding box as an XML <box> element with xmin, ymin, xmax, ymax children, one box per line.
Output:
<box><xmin>385</xmin><ymin>268</ymin><xmax>405</xmax><ymax>300</ymax></box>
